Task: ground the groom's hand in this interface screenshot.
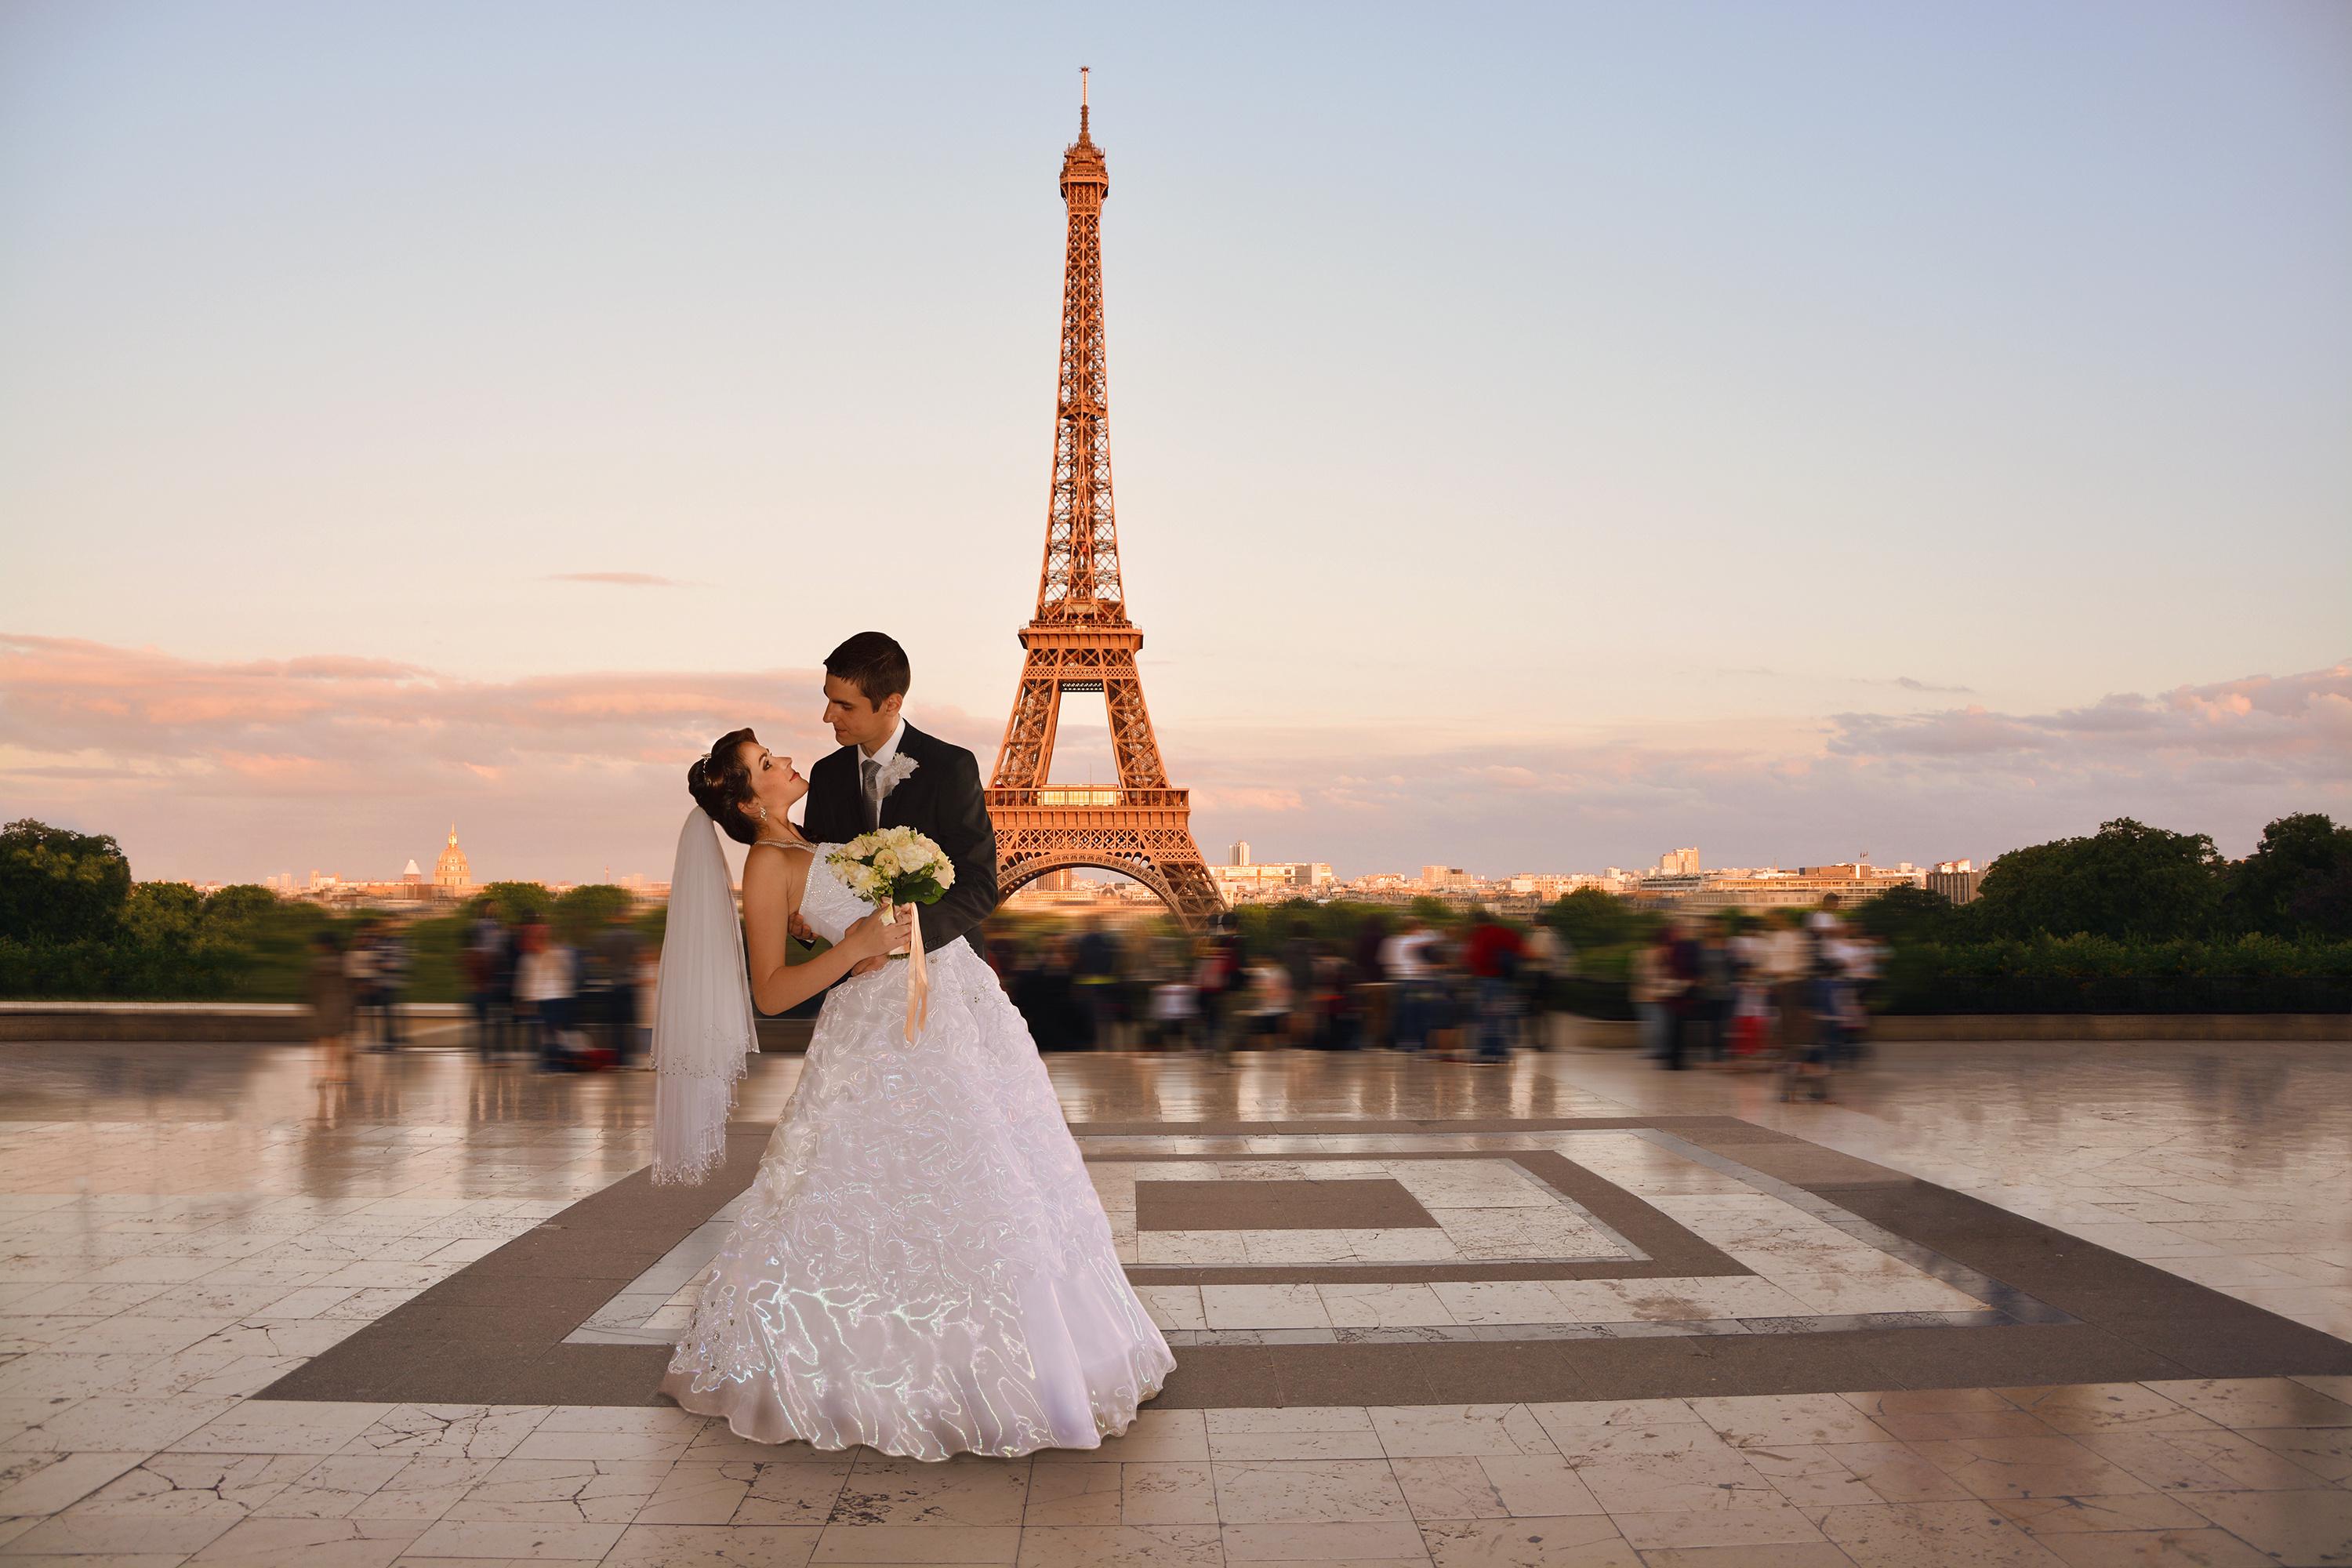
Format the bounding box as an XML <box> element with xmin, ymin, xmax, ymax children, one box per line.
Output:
<box><xmin>789</xmin><ymin>913</ymin><xmax>817</xmax><ymax>945</ymax></box>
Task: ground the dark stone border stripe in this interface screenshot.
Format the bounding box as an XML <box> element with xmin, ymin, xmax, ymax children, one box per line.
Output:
<box><xmin>263</xmin><ymin>1114</ymin><xmax>2352</xmax><ymax>1409</ymax></box>
<box><xmin>1068</xmin><ymin>1116</ymin><xmax>1743</xmax><ymax>1137</ymax></box>
<box><xmin>1146</xmin><ymin>1323</ymin><xmax>2205</xmax><ymax>1409</ymax></box>
<box><xmin>260</xmin><ymin>1130</ymin><xmax>770</xmax><ymax>1406</ymax></box>
<box><xmin>1632</xmin><ymin>1131</ymin><xmax>2074</xmax><ymax>1327</ymax></box>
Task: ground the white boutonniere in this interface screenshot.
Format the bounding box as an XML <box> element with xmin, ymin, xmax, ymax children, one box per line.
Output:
<box><xmin>877</xmin><ymin>754</ymin><xmax>919</xmax><ymax>798</ymax></box>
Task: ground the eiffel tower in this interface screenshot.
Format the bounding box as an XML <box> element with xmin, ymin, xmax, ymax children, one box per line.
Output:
<box><xmin>987</xmin><ymin>73</ymin><xmax>1225</xmax><ymax>927</ymax></box>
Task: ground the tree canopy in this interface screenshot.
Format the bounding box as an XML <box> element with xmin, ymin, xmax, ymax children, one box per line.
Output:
<box><xmin>2224</xmin><ymin>813</ymin><xmax>2352</xmax><ymax>938</ymax></box>
<box><xmin>1853</xmin><ymin>884</ymin><xmax>1967</xmax><ymax>947</ymax></box>
<box><xmin>1544</xmin><ymin>887</ymin><xmax>1639</xmax><ymax>950</ymax></box>
<box><xmin>477</xmin><ymin>881</ymin><xmax>553</xmax><ymax>925</ymax></box>
<box><xmin>553</xmin><ymin>884</ymin><xmax>634</xmax><ymax>942</ymax></box>
<box><xmin>0</xmin><ymin>819</ymin><xmax>132</xmax><ymax>942</ymax></box>
<box><xmin>1972</xmin><ymin>818</ymin><xmax>2223</xmax><ymax>940</ymax></box>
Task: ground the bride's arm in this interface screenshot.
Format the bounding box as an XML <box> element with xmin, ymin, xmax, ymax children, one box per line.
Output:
<box><xmin>741</xmin><ymin>848</ymin><xmax>906</xmax><ymax>1015</ymax></box>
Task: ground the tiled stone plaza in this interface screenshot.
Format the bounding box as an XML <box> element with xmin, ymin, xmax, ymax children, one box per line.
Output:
<box><xmin>2</xmin><ymin>1039</ymin><xmax>2350</xmax><ymax>1566</ymax></box>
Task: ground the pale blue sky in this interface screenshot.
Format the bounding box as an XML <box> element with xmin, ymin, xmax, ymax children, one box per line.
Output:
<box><xmin>2</xmin><ymin>2</ymin><xmax>2347</xmax><ymax>880</ymax></box>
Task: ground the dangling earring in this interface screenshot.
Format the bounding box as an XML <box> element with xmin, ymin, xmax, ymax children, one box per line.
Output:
<box><xmin>757</xmin><ymin>804</ymin><xmax>769</xmax><ymax>821</ymax></box>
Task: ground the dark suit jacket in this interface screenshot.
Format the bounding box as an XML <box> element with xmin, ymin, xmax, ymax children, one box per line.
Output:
<box><xmin>801</xmin><ymin>723</ymin><xmax>1000</xmax><ymax>955</ymax></box>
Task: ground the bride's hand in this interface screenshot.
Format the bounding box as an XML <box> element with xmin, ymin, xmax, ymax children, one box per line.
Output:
<box><xmin>844</xmin><ymin>908</ymin><xmax>913</xmax><ymax>963</ymax></box>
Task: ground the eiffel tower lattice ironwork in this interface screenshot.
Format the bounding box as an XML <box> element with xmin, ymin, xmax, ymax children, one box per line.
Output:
<box><xmin>987</xmin><ymin>74</ymin><xmax>1224</xmax><ymax>927</ymax></box>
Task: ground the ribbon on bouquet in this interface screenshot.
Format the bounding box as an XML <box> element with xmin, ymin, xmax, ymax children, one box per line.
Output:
<box><xmin>902</xmin><ymin>904</ymin><xmax>929</xmax><ymax>1043</ymax></box>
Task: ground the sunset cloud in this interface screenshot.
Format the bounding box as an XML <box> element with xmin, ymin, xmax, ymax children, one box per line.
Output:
<box><xmin>2</xmin><ymin>633</ymin><xmax>2344</xmax><ymax>884</ymax></box>
<box><xmin>545</xmin><ymin>572</ymin><xmax>693</xmax><ymax>588</ymax></box>
<box><xmin>1827</xmin><ymin>663</ymin><xmax>2352</xmax><ymax>764</ymax></box>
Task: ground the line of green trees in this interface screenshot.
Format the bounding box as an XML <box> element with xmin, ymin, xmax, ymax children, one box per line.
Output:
<box><xmin>0</xmin><ymin>819</ymin><xmax>662</xmax><ymax>1003</ymax></box>
<box><xmin>5</xmin><ymin>813</ymin><xmax>2348</xmax><ymax>1013</ymax></box>
<box><xmin>1844</xmin><ymin>815</ymin><xmax>2352</xmax><ymax>1013</ymax></box>
<box><xmin>1221</xmin><ymin>815</ymin><xmax>2352</xmax><ymax>1017</ymax></box>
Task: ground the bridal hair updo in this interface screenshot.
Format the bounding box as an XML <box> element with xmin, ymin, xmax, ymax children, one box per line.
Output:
<box><xmin>687</xmin><ymin>728</ymin><xmax>761</xmax><ymax>845</ymax></box>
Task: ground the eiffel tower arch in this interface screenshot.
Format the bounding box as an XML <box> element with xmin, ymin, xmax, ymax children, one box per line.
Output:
<box><xmin>987</xmin><ymin>74</ymin><xmax>1225</xmax><ymax>928</ymax></box>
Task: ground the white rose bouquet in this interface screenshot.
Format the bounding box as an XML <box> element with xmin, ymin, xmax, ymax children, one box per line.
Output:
<box><xmin>826</xmin><ymin>827</ymin><xmax>956</xmax><ymax>1043</ymax></box>
<box><xmin>827</xmin><ymin>826</ymin><xmax>956</xmax><ymax>918</ymax></box>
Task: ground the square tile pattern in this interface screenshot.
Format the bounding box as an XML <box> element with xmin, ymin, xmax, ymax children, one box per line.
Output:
<box><xmin>243</xmin><ymin>1115</ymin><xmax>2352</xmax><ymax>1414</ymax></box>
<box><xmin>5</xmin><ymin>1043</ymin><xmax>2352</xmax><ymax>1564</ymax></box>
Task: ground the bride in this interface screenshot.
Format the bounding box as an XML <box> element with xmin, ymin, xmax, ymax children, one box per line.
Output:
<box><xmin>649</xmin><ymin>727</ymin><xmax>1173</xmax><ymax>1459</ymax></box>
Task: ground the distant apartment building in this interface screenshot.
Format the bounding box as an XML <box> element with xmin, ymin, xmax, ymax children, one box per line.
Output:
<box><xmin>1928</xmin><ymin>859</ymin><xmax>1983</xmax><ymax>905</ymax></box>
<box><xmin>1211</xmin><ymin>861</ymin><xmax>1334</xmax><ymax>902</ymax></box>
<box><xmin>1649</xmin><ymin>861</ymin><xmax>1926</xmax><ymax>914</ymax></box>
<box><xmin>1504</xmin><ymin>873</ymin><xmax>1615</xmax><ymax>899</ymax></box>
<box><xmin>1229</xmin><ymin>840</ymin><xmax>1252</xmax><ymax>866</ymax></box>
<box><xmin>1420</xmin><ymin>866</ymin><xmax>1473</xmax><ymax>890</ymax></box>
<box><xmin>1654</xmin><ymin>846</ymin><xmax>1701</xmax><ymax>876</ymax></box>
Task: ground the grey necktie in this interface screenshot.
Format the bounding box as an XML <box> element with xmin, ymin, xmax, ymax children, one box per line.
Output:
<box><xmin>861</xmin><ymin>757</ymin><xmax>883</xmax><ymax>830</ymax></box>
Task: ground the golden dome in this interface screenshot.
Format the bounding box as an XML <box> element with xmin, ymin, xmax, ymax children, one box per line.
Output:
<box><xmin>433</xmin><ymin>824</ymin><xmax>472</xmax><ymax>890</ymax></box>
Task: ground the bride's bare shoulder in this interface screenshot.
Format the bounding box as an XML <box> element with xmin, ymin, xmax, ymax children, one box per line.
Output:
<box><xmin>743</xmin><ymin>840</ymin><xmax>814</xmax><ymax>893</ymax></box>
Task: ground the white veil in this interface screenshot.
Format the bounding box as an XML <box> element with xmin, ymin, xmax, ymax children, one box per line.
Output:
<box><xmin>651</xmin><ymin>807</ymin><xmax>760</xmax><ymax>1184</ymax></box>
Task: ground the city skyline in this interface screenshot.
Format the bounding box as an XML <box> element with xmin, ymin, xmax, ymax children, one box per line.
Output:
<box><xmin>3</xmin><ymin>4</ymin><xmax>2347</xmax><ymax>885</ymax></box>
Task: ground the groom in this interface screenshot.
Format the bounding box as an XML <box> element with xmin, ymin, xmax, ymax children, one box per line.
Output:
<box><xmin>801</xmin><ymin>631</ymin><xmax>1000</xmax><ymax>967</ymax></box>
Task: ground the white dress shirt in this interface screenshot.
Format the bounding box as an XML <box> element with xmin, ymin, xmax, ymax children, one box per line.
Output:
<box><xmin>865</xmin><ymin>718</ymin><xmax>906</xmax><ymax>769</ymax></box>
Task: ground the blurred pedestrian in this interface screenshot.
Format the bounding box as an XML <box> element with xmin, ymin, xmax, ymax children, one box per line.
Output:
<box><xmin>595</xmin><ymin>910</ymin><xmax>644</xmax><ymax>1067</ymax></box>
<box><xmin>372</xmin><ymin>923</ymin><xmax>408</xmax><ymax>1049</ymax></box>
<box><xmin>516</xmin><ymin>919</ymin><xmax>578</xmax><ymax>1069</ymax></box>
<box><xmin>1380</xmin><ymin>917</ymin><xmax>1441</xmax><ymax>1054</ymax></box>
<box><xmin>1784</xmin><ymin>898</ymin><xmax>1847</xmax><ymax>1099</ymax></box>
<box><xmin>1243</xmin><ymin>960</ymin><xmax>1291</xmax><ymax>1045</ymax></box>
<box><xmin>1650</xmin><ymin>917</ymin><xmax>1706</xmax><ymax>1070</ymax></box>
<box><xmin>1309</xmin><ymin>948</ymin><xmax>1347</xmax><ymax>1047</ymax></box>
<box><xmin>1728</xmin><ymin>918</ymin><xmax>1772</xmax><ymax>1065</ymax></box>
<box><xmin>492</xmin><ymin>913</ymin><xmax>522</xmax><ymax>1060</ymax></box>
<box><xmin>1195</xmin><ymin>919</ymin><xmax>1242</xmax><ymax>1058</ymax></box>
<box><xmin>1149</xmin><ymin>972</ymin><xmax>1200</xmax><ymax>1051</ymax></box>
<box><xmin>1073</xmin><ymin>924</ymin><xmax>1123</xmax><ymax>1049</ymax></box>
<box><xmin>343</xmin><ymin>924</ymin><xmax>382</xmax><ymax>1050</ymax></box>
<box><xmin>1351</xmin><ymin>913</ymin><xmax>1392</xmax><ymax>1050</ymax></box>
<box><xmin>1463</xmin><ymin>907</ymin><xmax>1524</xmax><ymax>1064</ymax></box>
<box><xmin>1759</xmin><ymin>909</ymin><xmax>1808</xmax><ymax>1064</ymax></box>
<box><xmin>1632</xmin><ymin>925</ymin><xmax>1676</xmax><ymax>1060</ymax></box>
<box><xmin>465</xmin><ymin>906</ymin><xmax>508</xmax><ymax>1060</ymax></box>
<box><xmin>308</xmin><ymin>929</ymin><xmax>354</xmax><ymax>1086</ymax></box>
<box><xmin>1522</xmin><ymin>922</ymin><xmax>1566</xmax><ymax>1047</ymax></box>
<box><xmin>1696</xmin><ymin>918</ymin><xmax>1735</xmax><ymax>1065</ymax></box>
<box><xmin>1283</xmin><ymin>923</ymin><xmax>1318</xmax><ymax>1046</ymax></box>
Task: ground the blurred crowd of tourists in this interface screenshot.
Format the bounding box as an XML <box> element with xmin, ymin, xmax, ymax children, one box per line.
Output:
<box><xmin>1630</xmin><ymin>895</ymin><xmax>1887</xmax><ymax>1099</ymax></box>
<box><xmin>302</xmin><ymin>896</ymin><xmax>1886</xmax><ymax>1092</ymax></box>
<box><xmin>305</xmin><ymin>908</ymin><xmax>652</xmax><ymax>1082</ymax></box>
<box><xmin>985</xmin><ymin>907</ymin><xmax>1566</xmax><ymax>1065</ymax></box>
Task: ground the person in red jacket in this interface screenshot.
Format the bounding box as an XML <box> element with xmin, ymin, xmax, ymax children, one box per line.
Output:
<box><xmin>1462</xmin><ymin>910</ymin><xmax>1526</xmax><ymax>1064</ymax></box>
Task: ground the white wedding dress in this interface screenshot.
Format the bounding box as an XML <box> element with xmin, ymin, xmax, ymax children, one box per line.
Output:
<box><xmin>660</xmin><ymin>843</ymin><xmax>1174</xmax><ymax>1458</ymax></box>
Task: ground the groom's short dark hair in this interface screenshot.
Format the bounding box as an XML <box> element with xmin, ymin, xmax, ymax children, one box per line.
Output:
<box><xmin>826</xmin><ymin>632</ymin><xmax>910</xmax><ymax>706</ymax></box>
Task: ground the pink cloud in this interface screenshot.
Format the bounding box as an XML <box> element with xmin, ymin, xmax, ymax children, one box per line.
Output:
<box><xmin>0</xmin><ymin>634</ymin><xmax>997</xmax><ymax>882</ymax></box>
<box><xmin>1828</xmin><ymin>662</ymin><xmax>2352</xmax><ymax>764</ymax></box>
<box><xmin>3</xmin><ymin>633</ymin><xmax>2344</xmax><ymax>884</ymax></box>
